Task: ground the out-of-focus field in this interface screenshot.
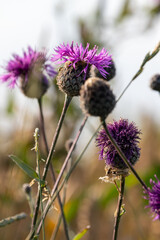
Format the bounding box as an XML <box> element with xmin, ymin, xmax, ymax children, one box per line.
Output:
<box><xmin>0</xmin><ymin>87</ymin><xmax>160</xmax><ymax>240</ymax></box>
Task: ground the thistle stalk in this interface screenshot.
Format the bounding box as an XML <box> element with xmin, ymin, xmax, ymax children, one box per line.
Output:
<box><xmin>112</xmin><ymin>177</ymin><xmax>125</xmax><ymax>240</ymax></box>
<box><xmin>38</xmin><ymin>97</ymin><xmax>70</xmax><ymax>240</ymax></box>
<box><xmin>30</xmin><ymin>95</ymin><xmax>72</xmax><ymax>238</ymax></box>
<box><xmin>33</xmin><ymin>116</ymin><xmax>88</xmax><ymax>237</ymax></box>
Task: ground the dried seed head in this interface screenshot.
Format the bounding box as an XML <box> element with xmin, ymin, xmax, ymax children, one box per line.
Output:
<box><xmin>56</xmin><ymin>61</ymin><xmax>91</xmax><ymax>96</ymax></box>
<box><xmin>80</xmin><ymin>77</ymin><xmax>116</xmax><ymax>119</ymax></box>
<box><xmin>90</xmin><ymin>61</ymin><xmax>116</xmax><ymax>81</ymax></box>
<box><xmin>150</xmin><ymin>74</ymin><xmax>160</xmax><ymax>92</ymax></box>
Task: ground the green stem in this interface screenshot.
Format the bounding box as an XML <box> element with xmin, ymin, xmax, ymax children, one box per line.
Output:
<box><xmin>30</xmin><ymin>95</ymin><xmax>72</xmax><ymax>239</ymax></box>
<box><xmin>42</xmin><ymin>94</ymin><xmax>72</xmax><ymax>181</ymax></box>
<box><xmin>101</xmin><ymin>120</ymin><xmax>147</xmax><ymax>190</ymax></box>
<box><xmin>51</xmin><ymin>155</ymin><xmax>72</xmax><ymax>240</ymax></box>
<box><xmin>35</xmin><ymin>129</ymin><xmax>45</xmax><ymax>239</ymax></box>
<box><xmin>38</xmin><ymin>98</ymin><xmax>70</xmax><ymax>240</ymax></box>
<box><xmin>48</xmin><ymin>120</ymin><xmax>99</xmax><ymax>219</ymax></box>
<box><xmin>35</xmin><ymin>116</ymin><xmax>88</xmax><ymax>236</ymax></box>
<box><xmin>25</xmin><ymin>120</ymin><xmax>99</xmax><ymax>240</ymax></box>
<box><xmin>112</xmin><ymin>177</ymin><xmax>125</xmax><ymax>240</ymax></box>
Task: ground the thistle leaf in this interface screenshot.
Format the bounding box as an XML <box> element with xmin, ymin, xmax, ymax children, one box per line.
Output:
<box><xmin>9</xmin><ymin>155</ymin><xmax>39</xmax><ymax>181</ymax></box>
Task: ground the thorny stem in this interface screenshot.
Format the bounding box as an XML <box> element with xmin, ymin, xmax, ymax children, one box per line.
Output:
<box><xmin>34</xmin><ymin>116</ymin><xmax>88</xmax><ymax>236</ymax></box>
<box><xmin>112</xmin><ymin>177</ymin><xmax>125</xmax><ymax>240</ymax></box>
<box><xmin>101</xmin><ymin>120</ymin><xmax>147</xmax><ymax>190</ymax></box>
<box><xmin>30</xmin><ymin>95</ymin><xmax>72</xmax><ymax>239</ymax></box>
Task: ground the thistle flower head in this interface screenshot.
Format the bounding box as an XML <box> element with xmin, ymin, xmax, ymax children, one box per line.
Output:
<box><xmin>144</xmin><ymin>175</ymin><xmax>160</xmax><ymax>221</ymax></box>
<box><xmin>51</xmin><ymin>42</ymin><xmax>112</xmax><ymax>79</ymax></box>
<box><xmin>0</xmin><ymin>47</ymin><xmax>56</xmax><ymax>98</ymax></box>
<box><xmin>96</xmin><ymin>119</ymin><xmax>141</xmax><ymax>169</ymax></box>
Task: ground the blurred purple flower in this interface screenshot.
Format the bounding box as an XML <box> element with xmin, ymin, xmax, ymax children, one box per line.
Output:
<box><xmin>51</xmin><ymin>42</ymin><xmax>112</xmax><ymax>79</ymax></box>
<box><xmin>96</xmin><ymin>119</ymin><xmax>141</xmax><ymax>169</ymax></box>
<box><xmin>144</xmin><ymin>175</ymin><xmax>160</xmax><ymax>221</ymax></box>
<box><xmin>0</xmin><ymin>47</ymin><xmax>56</xmax><ymax>88</ymax></box>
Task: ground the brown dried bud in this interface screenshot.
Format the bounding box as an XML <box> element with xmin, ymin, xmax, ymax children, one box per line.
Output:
<box><xmin>150</xmin><ymin>74</ymin><xmax>160</xmax><ymax>92</ymax></box>
<box><xmin>90</xmin><ymin>61</ymin><xmax>116</xmax><ymax>81</ymax></box>
<box><xmin>80</xmin><ymin>77</ymin><xmax>116</xmax><ymax>119</ymax></box>
<box><xmin>56</xmin><ymin>61</ymin><xmax>91</xmax><ymax>96</ymax></box>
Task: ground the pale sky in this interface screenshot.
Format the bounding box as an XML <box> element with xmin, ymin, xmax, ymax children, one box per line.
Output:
<box><xmin>0</xmin><ymin>0</ymin><xmax>160</xmax><ymax>132</ymax></box>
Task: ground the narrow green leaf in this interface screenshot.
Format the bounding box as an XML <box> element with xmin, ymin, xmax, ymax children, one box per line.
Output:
<box><xmin>9</xmin><ymin>155</ymin><xmax>39</xmax><ymax>180</ymax></box>
<box><xmin>72</xmin><ymin>225</ymin><xmax>90</xmax><ymax>240</ymax></box>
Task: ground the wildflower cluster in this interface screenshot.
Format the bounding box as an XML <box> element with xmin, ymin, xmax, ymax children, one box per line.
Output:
<box><xmin>1</xmin><ymin>41</ymin><xmax>160</xmax><ymax>240</ymax></box>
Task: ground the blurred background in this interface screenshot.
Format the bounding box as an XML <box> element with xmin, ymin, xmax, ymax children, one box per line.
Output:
<box><xmin>0</xmin><ymin>0</ymin><xmax>160</xmax><ymax>239</ymax></box>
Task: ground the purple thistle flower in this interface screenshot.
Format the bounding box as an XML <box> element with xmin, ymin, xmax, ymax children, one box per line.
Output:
<box><xmin>144</xmin><ymin>175</ymin><xmax>160</xmax><ymax>221</ymax></box>
<box><xmin>96</xmin><ymin>119</ymin><xmax>141</xmax><ymax>169</ymax></box>
<box><xmin>0</xmin><ymin>47</ymin><xmax>57</xmax><ymax>89</ymax></box>
<box><xmin>51</xmin><ymin>42</ymin><xmax>112</xmax><ymax>79</ymax></box>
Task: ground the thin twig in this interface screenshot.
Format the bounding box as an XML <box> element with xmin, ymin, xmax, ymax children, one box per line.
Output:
<box><xmin>34</xmin><ymin>116</ymin><xmax>88</xmax><ymax>236</ymax></box>
<box><xmin>30</xmin><ymin>95</ymin><xmax>72</xmax><ymax>238</ymax></box>
<box><xmin>101</xmin><ymin>120</ymin><xmax>147</xmax><ymax>190</ymax></box>
<box><xmin>117</xmin><ymin>41</ymin><xmax>160</xmax><ymax>102</ymax></box>
<box><xmin>112</xmin><ymin>177</ymin><xmax>125</xmax><ymax>240</ymax></box>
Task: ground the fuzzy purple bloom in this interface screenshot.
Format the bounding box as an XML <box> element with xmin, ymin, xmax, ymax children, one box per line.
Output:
<box><xmin>96</xmin><ymin>119</ymin><xmax>141</xmax><ymax>169</ymax></box>
<box><xmin>51</xmin><ymin>42</ymin><xmax>112</xmax><ymax>79</ymax></box>
<box><xmin>0</xmin><ymin>47</ymin><xmax>56</xmax><ymax>88</ymax></box>
<box><xmin>144</xmin><ymin>175</ymin><xmax>160</xmax><ymax>221</ymax></box>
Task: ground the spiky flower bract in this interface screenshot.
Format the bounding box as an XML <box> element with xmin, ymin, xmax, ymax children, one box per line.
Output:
<box><xmin>51</xmin><ymin>42</ymin><xmax>112</xmax><ymax>79</ymax></box>
<box><xmin>96</xmin><ymin>119</ymin><xmax>141</xmax><ymax>169</ymax></box>
<box><xmin>0</xmin><ymin>47</ymin><xmax>57</xmax><ymax>98</ymax></box>
<box><xmin>144</xmin><ymin>175</ymin><xmax>160</xmax><ymax>221</ymax></box>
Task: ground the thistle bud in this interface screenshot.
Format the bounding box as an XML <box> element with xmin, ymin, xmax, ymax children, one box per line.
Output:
<box><xmin>19</xmin><ymin>59</ymin><xmax>49</xmax><ymax>99</ymax></box>
<box><xmin>80</xmin><ymin>77</ymin><xmax>116</xmax><ymax>119</ymax></box>
<box><xmin>150</xmin><ymin>74</ymin><xmax>160</xmax><ymax>92</ymax></box>
<box><xmin>56</xmin><ymin>61</ymin><xmax>91</xmax><ymax>96</ymax></box>
<box><xmin>90</xmin><ymin>61</ymin><xmax>116</xmax><ymax>81</ymax></box>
